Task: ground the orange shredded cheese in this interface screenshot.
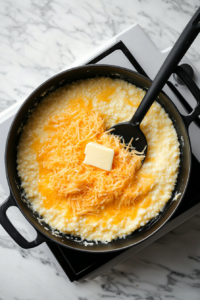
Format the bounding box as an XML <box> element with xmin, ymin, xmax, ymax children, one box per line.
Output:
<box><xmin>32</xmin><ymin>105</ymin><xmax>154</xmax><ymax>216</ymax></box>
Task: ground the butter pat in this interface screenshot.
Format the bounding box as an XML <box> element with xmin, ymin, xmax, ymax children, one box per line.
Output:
<box><xmin>83</xmin><ymin>142</ymin><xmax>114</xmax><ymax>171</ymax></box>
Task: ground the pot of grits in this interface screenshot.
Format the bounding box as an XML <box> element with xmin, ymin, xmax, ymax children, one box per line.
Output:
<box><xmin>0</xmin><ymin>65</ymin><xmax>199</xmax><ymax>252</ymax></box>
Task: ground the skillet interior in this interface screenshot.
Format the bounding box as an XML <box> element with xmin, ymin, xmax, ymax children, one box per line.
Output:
<box><xmin>6</xmin><ymin>65</ymin><xmax>191</xmax><ymax>252</ymax></box>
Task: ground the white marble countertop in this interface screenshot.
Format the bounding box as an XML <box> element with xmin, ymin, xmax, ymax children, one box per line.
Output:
<box><xmin>0</xmin><ymin>0</ymin><xmax>200</xmax><ymax>299</ymax></box>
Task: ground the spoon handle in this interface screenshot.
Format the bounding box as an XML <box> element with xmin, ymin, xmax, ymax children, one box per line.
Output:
<box><xmin>131</xmin><ymin>7</ymin><xmax>200</xmax><ymax>125</ymax></box>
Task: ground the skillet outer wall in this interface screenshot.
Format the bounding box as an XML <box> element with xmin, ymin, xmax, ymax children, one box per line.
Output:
<box><xmin>5</xmin><ymin>65</ymin><xmax>192</xmax><ymax>252</ymax></box>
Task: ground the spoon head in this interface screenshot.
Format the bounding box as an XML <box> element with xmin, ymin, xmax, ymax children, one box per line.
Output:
<box><xmin>110</xmin><ymin>122</ymin><xmax>148</xmax><ymax>161</ymax></box>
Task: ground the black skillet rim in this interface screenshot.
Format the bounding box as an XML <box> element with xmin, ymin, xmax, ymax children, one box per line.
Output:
<box><xmin>5</xmin><ymin>64</ymin><xmax>192</xmax><ymax>253</ymax></box>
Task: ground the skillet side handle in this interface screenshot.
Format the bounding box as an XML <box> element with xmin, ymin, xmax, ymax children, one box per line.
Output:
<box><xmin>0</xmin><ymin>195</ymin><xmax>47</xmax><ymax>249</ymax></box>
<box><xmin>174</xmin><ymin>65</ymin><xmax>200</xmax><ymax>128</ymax></box>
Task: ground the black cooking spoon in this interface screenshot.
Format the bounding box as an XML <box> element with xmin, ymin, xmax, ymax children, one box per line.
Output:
<box><xmin>111</xmin><ymin>7</ymin><xmax>200</xmax><ymax>159</ymax></box>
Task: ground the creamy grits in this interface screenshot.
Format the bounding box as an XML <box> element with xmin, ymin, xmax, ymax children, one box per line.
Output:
<box><xmin>17</xmin><ymin>77</ymin><xmax>180</xmax><ymax>242</ymax></box>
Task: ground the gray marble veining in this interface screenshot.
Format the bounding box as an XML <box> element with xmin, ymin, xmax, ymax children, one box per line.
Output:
<box><xmin>1</xmin><ymin>0</ymin><xmax>200</xmax><ymax>114</ymax></box>
<box><xmin>0</xmin><ymin>0</ymin><xmax>200</xmax><ymax>299</ymax></box>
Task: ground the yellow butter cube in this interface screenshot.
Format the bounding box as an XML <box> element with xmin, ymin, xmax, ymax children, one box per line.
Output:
<box><xmin>83</xmin><ymin>142</ymin><xmax>114</xmax><ymax>171</ymax></box>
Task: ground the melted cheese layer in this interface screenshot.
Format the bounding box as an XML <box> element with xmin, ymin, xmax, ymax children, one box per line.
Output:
<box><xmin>17</xmin><ymin>77</ymin><xmax>180</xmax><ymax>242</ymax></box>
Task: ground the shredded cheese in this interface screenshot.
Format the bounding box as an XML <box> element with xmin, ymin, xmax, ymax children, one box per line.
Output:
<box><xmin>32</xmin><ymin>105</ymin><xmax>154</xmax><ymax>216</ymax></box>
<box><xmin>17</xmin><ymin>77</ymin><xmax>180</xmax><ymax>242</ymax></box>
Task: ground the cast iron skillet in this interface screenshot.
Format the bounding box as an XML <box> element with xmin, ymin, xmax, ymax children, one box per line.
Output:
<box><xmin>0</xmin><ymin>64</ymin><xmax>200</xmax><ymax>252</ymax></box>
